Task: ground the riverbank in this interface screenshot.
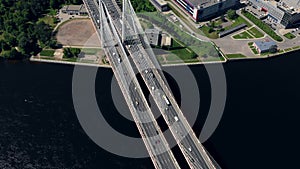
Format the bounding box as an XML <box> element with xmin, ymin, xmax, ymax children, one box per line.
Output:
<box><xmin>29</xmin><ymin>45</ymin><xmax>300</xmax><ymax>68</ymax></box>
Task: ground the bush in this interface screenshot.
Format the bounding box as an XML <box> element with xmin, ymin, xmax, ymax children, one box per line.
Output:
<box><xmin>63</xmin><ymin>48</ymin><xmax>81</xmax><ymax>58</ymax></box>
<box><xmin>242</xmin><ymin>11</ymin><xmax>283</xmax><ymax>41</ymax></box>
<box><xmin>227</xmin><ymin>9</ymin><xmax>237</xmax><ymax>20</ymax></box>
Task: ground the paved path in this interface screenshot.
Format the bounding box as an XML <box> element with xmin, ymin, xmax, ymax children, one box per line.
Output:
<box><xmin>166</xmin><ymin>1</ymin><xmax>210</xmax><ymax>42</ymax></box>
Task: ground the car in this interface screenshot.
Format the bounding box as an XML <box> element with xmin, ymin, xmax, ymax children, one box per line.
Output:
<box><xmin>174</xmin><ymin>116</ymin><xmax>179</xmax><ymax>122</ymax></box>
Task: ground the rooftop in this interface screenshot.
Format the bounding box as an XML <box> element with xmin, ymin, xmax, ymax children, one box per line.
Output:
<box><xmin>187</xmin><ymin>0</ymin><xmax>225</xmax><ymax>8</ymax></box>
<box><xmin>67</xmin><ymin>5</ymin><xmax>83</xmax><ymax>11</ymax></box>
<box><xmin>153</xmin><ymin>0</ymin><xmax>168</xmax><ymax>5</ymax></box>
<box><xmin>278</xmin><ymin>0</ymin><xmax>300</xmax><ymax>14</ymax></box>
<box><xmin>254</xmin><ymin>39</ymin><xmax>277</xmax><ymax>51</ymax></box>
<box><xmin>145</xmin><ymin>28</ymin><xmax>162</xmax><ymax>34</ymax></box>
<box><xmin>262</xmin><ymin>0</ymin><xmax>300</xmax><ymax>14</ymax></box>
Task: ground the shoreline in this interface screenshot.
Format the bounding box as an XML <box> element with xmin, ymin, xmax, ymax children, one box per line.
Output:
<box><xmin>28</xmin><ymin>46</ymin><xmax>300</xmax><ymax>68</ymax></box>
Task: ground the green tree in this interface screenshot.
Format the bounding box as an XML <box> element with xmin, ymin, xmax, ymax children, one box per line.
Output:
<box><xmin>227</xmin><ymin>9</ymin><xmax>237</xmax><ymax>20</ymax></box>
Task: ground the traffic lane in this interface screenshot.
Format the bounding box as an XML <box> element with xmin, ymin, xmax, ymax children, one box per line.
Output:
<box><xmin>92</xmin><ymin>2</ymin><xmax>181</xmax><ymax>168</ymax></box>
<box><xmin>127</xmin><ymin>45</ymin><xmax>210</xmax><ymax>169</ymax></box>
<box><xmin>105</xmin><ymin>33</ymin><xmax>177</xmax><ymax>169</ymax></box>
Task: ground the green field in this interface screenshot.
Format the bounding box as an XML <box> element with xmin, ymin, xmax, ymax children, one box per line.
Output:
<box><xmin>139</xmin><ymin>19</ymin><xmax>154</xmax><ymax>30</ymax></box>
<box><xmin>233</xmin><ymin>31</ymin><xmax>253</xmax><ymax>39</ymax></box>
<box><xmin>226</xmin><ymin>53</ymin><xmax>247</xmax><ymax>58</ymax></box>
<box><xmin>242</xmin><ymin>11</ymin><xmax>283</xmax><ymax>42</ymax></box>
<box><xmin>248</xmin><ymin>42</ymin><xmax>259</xmax><ymax>54</ymax></box>
<box><xmin>224</xmin><ymin>16</ymin><xmax>251</xmax><ymax>31</ymax></box>
<box><xmin>284</xmin><ymin>32</ymin><xmax>296</xmax><ymax>39</ymax></box>
<box><xmin>81</xmin><ymin>48</ymin><xmax>101</xmax><ymax>55</ymax></box>
<box><xmin>138</xmin><ymin>12</ymin><xmax>224</xmax><ymax>61</ymax></box>
<box><xmin>40</xmin><ymin>49</ymin><xmax>55</xmax><ymax>56</ymax></box>
<box><xmin>200</xmin><ymin>25</ymin><xmax>219</xmax><ymax>39</ymax></box>
<box><xmin>200</xmin><ymin>15</ymin><xmax>251</xmax><ymax>39</ymax></box>
<box><xmin>38</xmin><ymin>15</ymin><xmax>57</xmax><ymax>28</ymax></box>
<box><xmin>251</xmin><ymin>48</ymin><xmax>259</xmax><ymax>54</ymax></box>
<box><xmin>248</xmin><ymin>27</ymin><xmax>264</xmax><ymax>38</ymax></box>
<box><xmin>285</xmin><ymin>48</ymin><xmax>293</xmax><ymax>52</ymax></box>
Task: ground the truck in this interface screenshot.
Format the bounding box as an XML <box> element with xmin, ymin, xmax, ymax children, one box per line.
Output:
<box><xmin>162</xmin><ymin>94</ymin><xmax>170</xmax><ymax>105</ymax></box>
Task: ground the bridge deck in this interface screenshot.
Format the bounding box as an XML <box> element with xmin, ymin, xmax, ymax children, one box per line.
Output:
<box><xmin>83</xmin><ymin>0</ymin><xmax>180</xmax><ymax>169</ymax></box>
<box><xmin>98</xmin><ymin>0</ymin><xmax>220</xmax><ymax>168</ymax></box>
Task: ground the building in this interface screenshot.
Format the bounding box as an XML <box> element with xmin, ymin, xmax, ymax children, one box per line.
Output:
<box><xmin>248</xmin><ymin>0</ymin><xmax>300</xmax><ymax>28</ymax></box>
<box><xmin>161</xmin><ymin>34</ymin><xmax>172</xmax><ymax>46</ymax></box>
<box><xmin>173</xmin><ymin>0</ymin><xmax>239</xmax><ymax>21</ymax></box>
<box><xmin>145</xmin><ymin>29</ymin><xmax>162</xmax><ymax>46</ymax></box>
<box><xmin>150</xmin><ymin>0</ymin><xmax>169</xmax><ymax>11</ymax></box>
<box><xmin>145</xmin><ymin>29</ymin><xmax>172</xmax><ymax>46</ymax></box>
<box><xmin>253</xmin><ymin>39</ymin><xmax>277</xmax><ymax>53</ymax></box>
<box><xmin>219</xmin><ymin>24</ymin><xmax>247</xmax><ymax>37</ymax></box>
<box><xmin>61</xmin><ymin>4</ymin><xmax>88</xmax><ymax>15</ymax></box>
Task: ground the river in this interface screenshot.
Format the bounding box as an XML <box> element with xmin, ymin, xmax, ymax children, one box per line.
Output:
<box><xmin>0</xmin><ymin>51</ymin><xmax>299</xmax><ymax>169</ymax></box>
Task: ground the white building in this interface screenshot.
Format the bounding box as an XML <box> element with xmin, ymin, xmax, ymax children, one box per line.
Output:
<box><xmin>248</xmin><ymin>0</ymin><xmax>300</xmax><ymax>28</ymax></box>
<box><xmin>173</xmin><ymin>0</ymin><xmax>239</xmax><ymax>21</ymax></box>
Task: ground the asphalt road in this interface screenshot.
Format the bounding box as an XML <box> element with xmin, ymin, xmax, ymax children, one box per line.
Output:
<box><xmin>84</xmin><ymin>0</ymin><xmax>180</xmax><ymax>168</ymax></box>
<box><xmin>96</xmin><ymin>0</ymin><xmax>217</xmax><ymax>168</ymax></box>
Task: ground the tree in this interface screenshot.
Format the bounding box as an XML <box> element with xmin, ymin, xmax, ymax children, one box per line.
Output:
<box><xmin>227</xmin><ymin>9</ymin><xmax>237</xmax><ymax>20</ymax></box>
<box><xmin>269</xmin><ymin>45</ymin><xmax>278</xmax><ymax>53</ymax></box>
<box><xmin>34</xmin><ymin>21</ymin><xmax>52</xmax><ymax>47</ymax></box>
<box><xmin>0</xmin><ymin>48</ymin><xmax>21</xmax><ymax>59</ymax></box>
<box><xmin>221</xmin><ymin>14</ymin><xmax>226</xmax><ymax>22</ymax></box>
<box><xmin>63</xmin><ymin>48</ymin><xmax>81</xmax><ymax>58</ymax></box>
<box><xmin>211</xmin><ymin>21</ymin><xmax>215</xmax><ymax>28</ymax></box>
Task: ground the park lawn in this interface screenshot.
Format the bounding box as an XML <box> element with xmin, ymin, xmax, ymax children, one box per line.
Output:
<box><xmin>285</xmin><ymin>48</ymin><xmax>293</xmax><ymax>52</ymax></box>
<box><xmin>248</xmin><ymin>27</ymin><xmax>264</xmax><ymax>38</ymax></box>
<box><xmin>38</xmin><ymin>15</ymin><xmax>56</xmax><ymax>28</ymax></box>
<box><xmin>226</xmin><ymin>53</ymin><xmax>247</xmax><ymax>58</ymax></box>
<box><xmin>63</xmin><ymin>57</ymin><xmax>78</xmax><ymax>62</ymax></box>
<box><xmin>139</xmin><ymin>19</ymin><xmax>154</xmax><ymax>30</ymax></box>
<box><xmin>156</xmin><ymin>55</ymin><xmax>165</xmax><ymax>63</ymax></box>
<box><xmin>81</xmin><ymin>48</ymin><xmax>101</xmax><ymax>55</ymax></box>
<box><xmin>242</xmin><ymin>11</ymin><xmax>283</xmax><ymax>42</ymax></box>
<box><xmin>183</xmin><ymin>59</ymin><xmax>200</xmax><ymax>63</ymax></box>
<box><xmin>248</xmin><ymin>42</ymin><xmax>259</xmax><ymax>54</ymax></box>
<box><xmin>200</xmin><ymin>25</ymin><xmax>219</xmax><ymax>39</ymax></box>
<box><xmin>169</xmin><ymin>47</ymin><xmax>196</xmax><ymax>60</ymax></box>
<box><xmin>233</xmin><ymin>31</ymin><xmax>253</xmax><ymax>39</ymax></box>
<box><xmin>284</xmin><ymin>32</ymin><xmax>296</xmax><ymax>39</ymax></box>
<box><xmin>138</xmin><ymin>12</ymin><xmax>224</xmax><ymax>60</ymax></box>
<box><xmin>224</xmin><ymin>16</ymin><xmax>251</xmax><ymax>31</ymax></box>
<box><xmin>251</xmin><ymin>48</ymin><xmax>259</xmax><ymax>54</ymax></box>
<box><xmin>201</xmin><ymin>15</ymin><xmax>251</xmax><ymax>39</ymax></box>
<box><xmin>40</xmin><ymin>49</ymin><xmax>55</xmax><ymax>57</ymax></box>
<box><xmin>202</xmin><ymin>56</ymin><xmax>225</xmax><ymax>62</ymax></box>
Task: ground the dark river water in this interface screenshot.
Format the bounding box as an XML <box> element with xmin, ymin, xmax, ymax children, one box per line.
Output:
<box><xmin>0</xmin><ymin>51</ymin><xmax>299</xmax><ymax>169</ymax></box>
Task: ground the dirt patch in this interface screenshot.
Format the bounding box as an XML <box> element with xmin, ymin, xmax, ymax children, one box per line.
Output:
<box><xmin>56</xmin><ymin>19</ymin><xmax>101</xmax><ymax>47</ymax></box>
